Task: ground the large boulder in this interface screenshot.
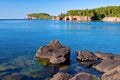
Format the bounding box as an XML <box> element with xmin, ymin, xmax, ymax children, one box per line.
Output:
<box><xmin>76</xmin><ymin>50</ymin><xmax>98</xmax><ymax>61</ymax></box>
<box><xmin>50</xmin><ymin>72</ymin><xmax>71</xmax><ymax>80</ymax></box>
<box><xmin>102</xmin><ymin>66</ymin><xmax>120</xmax><ymax>80</ymax></box>
<box><xmin>36</xmin><ymin>40</ymin><xmax>70</xmax><ymax>64</ymax></box>
<box><xmin>69</xmin><ymin>72</ymin><xmax>101</xmax><ymax>80</ymax></box>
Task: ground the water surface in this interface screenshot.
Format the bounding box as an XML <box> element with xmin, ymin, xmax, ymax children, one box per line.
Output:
<box><xmin>0</xmin><ymin>20</ymin><xmax>120</xmax><ymax>79</ymax></box>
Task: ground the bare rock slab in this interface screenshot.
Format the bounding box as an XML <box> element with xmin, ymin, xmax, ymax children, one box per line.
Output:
<box><xmin>102</xmin><ymin>66</ymin><xmax>120</xmax><ymax>80</ymax></box>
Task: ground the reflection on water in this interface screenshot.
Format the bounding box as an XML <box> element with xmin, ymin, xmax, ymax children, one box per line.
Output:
<box><xmin>0</xmin><ymin>20</ymin><xmax>120</xmax><ymax>79</ymax></box>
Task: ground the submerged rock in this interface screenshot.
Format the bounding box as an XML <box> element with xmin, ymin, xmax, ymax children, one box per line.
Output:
<box><xmin>50</xmin><ymin>72</ymin><xmax>71</xmax><ymax>80</ymax></box>
<box><xmin>76</xmin><ymin>50</ymin><xmax>98</xmax><ymax>61</ymax></box>
<box><xmin>69</xmin><ymin>72</ymin><xmax>101</xmax><ymax>80</ymax></box>
<box><xmin>1</xmin><ymin>73</ymin><xmax>25</xmax><ymax>80</ymax></box>
<box><xmin>36</xmin><ymin>40</ymin><xmax>70</xmax><ymax>64</ymax></box>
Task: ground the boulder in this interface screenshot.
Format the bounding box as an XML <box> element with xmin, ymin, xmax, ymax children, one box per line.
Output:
<box><xmin>76</xmin><ymin>50</ymin><xmax>98</xmax><ymax>61</ymax></box>
<box><xmin>69</xmin><ymin>72</ymin><xmax>101</xmax><ymax>80</ymax></box>
<box><xmin>50</xmin><ymin>72</ymin><xmax>71</xmax><ymax>80</ymax></box>
<box><xmin>102</xmin><ymin>66</ymin><xmax>120</xmax><ymax>80</ymax></box>
<box><xmin>36</xmin><ymin>40</ymin><xmax>70</xmax><ymax>64</ymax></box>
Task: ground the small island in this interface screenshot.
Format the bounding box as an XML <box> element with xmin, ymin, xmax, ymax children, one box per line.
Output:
<box><xmin>26</xmin><ymin>6</ymin><xmax>120</xmax><ymax>22</ymax></box>
<box><xmin>25</xmin><ymin>13</ymin><xmax>52</xmax><ymax>19</ymax></box>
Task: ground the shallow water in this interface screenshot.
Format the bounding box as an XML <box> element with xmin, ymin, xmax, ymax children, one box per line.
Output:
<box><xmin>0</xmin><ymin>20</ymin><xmax>120</xmax><ymax>79</ymax></box>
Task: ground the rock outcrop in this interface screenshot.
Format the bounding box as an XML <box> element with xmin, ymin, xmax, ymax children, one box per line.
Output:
<box><xmin>36</xmin><ymin>40</ymin><xmax>70</xmax><ymax>64</ymax></box>
<box><xmin>76</xmin><ymin>50</ymin><xmax>98</xmax><ymax>61</ymax></box>
<box><xmin>70</xmin><ymin>72</ymin><xmax>101</xmax><ymax>80</ymax></box>
<box><xmin>64</xmin><ymin>16</ymin><xmax>92</xmax><ymax>21</ymax></box>
<box><xmin>103</xmin><ymin>17</ymin><xmax>120</xmax><ymax>22</ymax></box>
<box><xmin>93</xmin><ymin>51</ymin><xmax>120</xmax><ymax>73</ymax></box>
<box><xmin>50</xmin><ymin>72</ymin><xmax>72</xmax><ymax>80</ymax></box>
<box><xmin>102</xmin><ymin>66</ymin><xmax>120</xmax><ymax>80</ymax></box>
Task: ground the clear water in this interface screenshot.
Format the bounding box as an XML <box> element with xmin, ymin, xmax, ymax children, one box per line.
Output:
<box><xmin>0</xmin><ymin>20</ymin><xmax>120</xmax><ymax>79</ymax></box>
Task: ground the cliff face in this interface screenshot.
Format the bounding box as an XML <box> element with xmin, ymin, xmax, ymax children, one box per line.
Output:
<box><xmin>103</xmin><ymin>17</ymin><xmax>120</xmax><ymax>22</ymax></box>
<box><xmin>64</xmin><ymin>16</ymin><xmax>92</xmax><ymax>21</ymax></box>
<box><xmin>52</xmin><ymin>16</ymin><xmax>92</xmax><ymax>21</ymax></box>
<box><xmin>25</xmin><ymin>16</ymin><xmax>37</xmax><ymax>19</ymax></box>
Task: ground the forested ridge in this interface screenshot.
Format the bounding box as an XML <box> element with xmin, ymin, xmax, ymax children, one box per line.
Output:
<box><xmin>27</xmin><ymin>6</ymin><xmax>120</xmax><ymax>20</ymax></box>
<box><xmin>60</xmin><ymin>6</ymin><xmax>120</xmax><ymax>20</ymax></box>
<box><xmin>27</xmin><ymin>13</ymin><xmax>52</xmax><ymax>19</ymax></box>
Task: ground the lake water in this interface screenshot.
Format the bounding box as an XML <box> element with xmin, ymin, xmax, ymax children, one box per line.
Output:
<box><xmin>0</xmin><ymin>20</ymin><xmax>120</xmax><ymax>79</ymax></box>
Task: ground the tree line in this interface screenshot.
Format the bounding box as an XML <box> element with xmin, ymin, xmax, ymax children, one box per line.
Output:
<box><xmin>27</xmin><ymin>13</ymin><xmax>52</xmax><ymax>19</ymax></box>
<box><xmin>59</xmin><ymin>6</ymin><xmax>120</xmax><ymax>20</ymax></box>
<box><xmin>27</xmin><ymin>6</ymin><xmax>120</xmax><ymax>20</ymax></box>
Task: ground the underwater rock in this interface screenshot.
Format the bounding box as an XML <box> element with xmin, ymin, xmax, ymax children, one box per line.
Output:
<box><xmin>1</xmin><ymin>73</ymin><xmax>25</xmax><ymax>80</ymax></box>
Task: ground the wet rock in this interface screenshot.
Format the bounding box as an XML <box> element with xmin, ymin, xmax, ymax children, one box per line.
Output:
<box><xmin>102</xmin><ymin>66</ymin><xmax>120</xmax><ymax>80</ymax></box>
<box><xmin>50</xmin><ymin>72</ymin><xmax>71</xmax><ymax>80</ymax></box>
<box><xmin>69</xmin><ymin>72</ymin><xmax>101</xmax><ymax>80</ymax></box>
<box><xmin>76</xmin><ymin>50</ymin><xmax>98</xmax><ymax>61</ymax></box>
<box><xmin>36</xmin><ymin>40</ymin><xmax>70</xmax><ymax>64</ymax></box>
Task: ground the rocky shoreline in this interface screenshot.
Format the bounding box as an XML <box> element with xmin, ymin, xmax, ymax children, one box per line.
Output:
<box><xmin>36</xmin><ymin>40</ymin><xmax>120</xmax><ymax>80</ymax></box>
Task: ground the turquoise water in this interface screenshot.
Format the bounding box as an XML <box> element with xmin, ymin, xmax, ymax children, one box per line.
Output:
<box><xmin>0</xmin><ymin>20</ymin><xmax>120</xmax><ymax>79</ymax></box>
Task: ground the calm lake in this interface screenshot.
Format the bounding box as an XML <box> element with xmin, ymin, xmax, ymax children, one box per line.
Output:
<box><xmin>0</xmin><ymin>20</ymin><xmax>120</xmax><ymax>80</ymax></box>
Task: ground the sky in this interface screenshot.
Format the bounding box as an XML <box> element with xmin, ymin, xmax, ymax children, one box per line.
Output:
<box><xmin>0</xmin><ymin>0</ymin><xmax>120</xmax><ymax>19</ymax></box>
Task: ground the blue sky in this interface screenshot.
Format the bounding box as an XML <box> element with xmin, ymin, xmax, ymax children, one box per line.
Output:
<box><xmin>0</xmin><ymin>0</ymin><xmax>120</xmax><ymax>19</ymax></box>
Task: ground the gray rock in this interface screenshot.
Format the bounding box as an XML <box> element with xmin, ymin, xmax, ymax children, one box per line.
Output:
<box><xmin>77</xmin><ymin>50</ymin><xmax>98</xmax><ymax>61</ymax></box>
<box><xmin>103</xmin><ymin>61</ymin><xmax>120</xmax><ymax>72</ymax></box>
<box><xmin>94</xmin><ymin>51</ymin><xmax>114</xmax><ymax>60</ymax></box>
<box><xmin>102</xmin><ymin>66</ymin><xmax>120</xmax><ymax>80</ymax></box>
<box><xmin>93</xmin><ymin>58</ymin><xmax>114</xmax><ymax>72</ymax></box>
<box><xmin>93</xmin><ymin>52</ymin><xmax>120</xmax><ymax>73</ymax></box>
<box><xmin>69</xmin><ymin>72</ymin><xmax>101</xmax><ymax>80</ymax></box>
<box><xmin>36</xmin><ymin>40</ymin><xmax>70</xmax><ymax>64</ymax></box>
<box><xmin>50</xmin><ymin>72</ymin><xmax>71</xmax><ymax>80</ymax></box>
